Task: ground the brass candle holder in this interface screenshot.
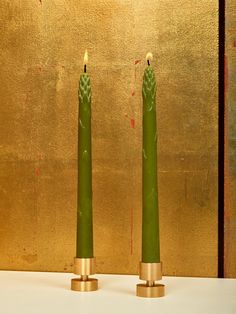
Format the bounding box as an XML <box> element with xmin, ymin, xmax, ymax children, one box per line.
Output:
<box><xmin>136</xmin><ymin>262</ymin><xmax>165</xmax><ymax>298</ymax></box>
<box><xmin>71</xmin><ymin>257</ymin><xmax>98</xmax><ymax>292</ymax></box>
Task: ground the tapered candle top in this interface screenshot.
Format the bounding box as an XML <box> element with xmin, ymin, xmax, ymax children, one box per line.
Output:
<box><xmin>146</xmin><ymin>52</ymin><xmax>153</xmax><ymax>66</ymax></box>
<box><xmin>84</xmin><ymin>50</ymin><xmax>88</xmax><ymax>73</ymax></box>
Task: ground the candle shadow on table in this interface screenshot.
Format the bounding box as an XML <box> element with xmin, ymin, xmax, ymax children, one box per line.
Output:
<box><xmin>161</xmin><ymin>277</ymin><xmax>199</xmax><ymax>296</ymax></box>
<box><xmin>100</xmin><ymin>277</ymin><xmax>134</xmax><ymax>296</ymax></box>
<box><xmin>35</xmin><ymin>278</ymin><xmax>68</xmax><ymax>290</ymax></box>
<box><xmin>102</xmin><ymin>285</ymin><xmax>134</xmax><ymax>296</ymax></box>
<box><xmin>9</xmin><ymin>275</ymin><xmax>68</xmax><ymax>290</ymax></box>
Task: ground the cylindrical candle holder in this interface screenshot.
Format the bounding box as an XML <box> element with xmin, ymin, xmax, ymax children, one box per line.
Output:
<box><xmin>136</xmin><ymin>262</ymin><xmax>165</xmax><ymax>298</ymax></box>
<box><xmin>71</xmin><ymin>257</ymin><xmax>98</xmax><ymax>292</ymax></box>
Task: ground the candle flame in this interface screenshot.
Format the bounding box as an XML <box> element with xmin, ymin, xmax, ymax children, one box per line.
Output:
<box><xmin>146</xmin><ymin>52</ymin><xmax>153</xmax><ymax>62</ymax></box>
<box><xmin>84</xmin><ymin>50</ymin><xmax>88</xmax><ymax>65</ymax></box>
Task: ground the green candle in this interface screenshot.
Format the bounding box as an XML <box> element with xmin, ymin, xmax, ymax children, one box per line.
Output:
<box><xmin>142</xmin><ymin>52</ymin><xmax>160</xmax><ymax>263</ymax></box>
<box><xmin>76</xmin><ymin>50</ymin><xmax>93</xmax><ymax>258</ymax></box>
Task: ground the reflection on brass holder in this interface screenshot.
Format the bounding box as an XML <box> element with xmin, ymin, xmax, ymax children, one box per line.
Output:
<box><xmin>136</xmin><ymin>262</ymin><xmax>165</xmax><ymax>298</ymax></box>
<box><xmin>71</xmin><ymin>257</ymin><xmax>98</xmax><ymax>292</ymax></box>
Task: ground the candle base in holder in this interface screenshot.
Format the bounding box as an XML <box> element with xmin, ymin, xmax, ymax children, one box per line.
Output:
<box><xmin>71</xmin><ymin>257</ymin><xmax>98</xmax><ymax>292</ymax></box>
<box><xmin>136</xmin><ymin>262</ymin><xmax>165</xmax><ymax>298</ymax></box>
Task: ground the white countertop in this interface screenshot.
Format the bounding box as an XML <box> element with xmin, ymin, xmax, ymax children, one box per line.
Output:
<box><xmin>0</xmin><ymin>271</ymin><xmax>235</xmax><ymax>314</ymax></box>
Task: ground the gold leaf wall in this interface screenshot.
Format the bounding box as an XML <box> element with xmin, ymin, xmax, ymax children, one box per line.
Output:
<box><xmin>0</xmin><ymin>0</ymin><xmax>218</xmax><ymax>276</ymax></box>
<box><xmin>225</xmin><ymin>0</ymin><xmax>236</xmax><ymax>278</ymax></box>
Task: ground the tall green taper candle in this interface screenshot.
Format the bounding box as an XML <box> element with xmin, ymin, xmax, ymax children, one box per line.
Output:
<box><xmin>142</xmin><ymin>52</ymin><xmax>160</xmax><ymax>263</ymax></box>
<box><xmin>76</xmin><ymin>50</ymin><xmax>93</xmax><ymax>258</ymax></box>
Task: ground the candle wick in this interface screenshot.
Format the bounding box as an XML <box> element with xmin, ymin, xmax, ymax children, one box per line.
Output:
<box><xmin>147</xmin><ymin>60</ymin><xmax>150</xmax><ymax>66</ymax></box>
<box><xmin>84</xmin><ymin>64</ymin><xmax>87</xmax><ymax>73</ymax></box>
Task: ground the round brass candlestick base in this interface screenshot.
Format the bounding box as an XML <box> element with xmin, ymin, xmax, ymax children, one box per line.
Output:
<box><xmin>71</xmin><ymin>278</ymin><xmax>98</xmax><ymax>292</ymax></box>
<box><xmin>71</xmin><ymin>257</ymin><xmax>98</xmax><ymax>292</ymax></box>
<box><xmin>136</xmin><ymin>262</ymin><xmax>165</xmax><ymax>298</ymax></box>
<box><xmin>136</xmin><ymin>283</ymin><xmax>165</xmax><ymax>298</ymax></box>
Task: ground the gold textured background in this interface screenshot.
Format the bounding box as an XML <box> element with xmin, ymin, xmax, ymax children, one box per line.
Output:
<box><xmin>225</xmin><ymin>0</ymin><xmax>236</xmax><ymax>278</ymax></box>
<box><xmin>0</xmin><ymin>0</ymin><xmax>218</xmax><ymax>276</ymax></box>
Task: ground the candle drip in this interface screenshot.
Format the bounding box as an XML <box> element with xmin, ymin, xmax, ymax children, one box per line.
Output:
<box><xmin>79</xmin><ymin>119</ymin><xmax>85</xmax><ymax>129</ymax></box>
<box><xmin>143</xmin><ymin>149</ymin><xmax>148</xmax><ymax>160</ymax></box>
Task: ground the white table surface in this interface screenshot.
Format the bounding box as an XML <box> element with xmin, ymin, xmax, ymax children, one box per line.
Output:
<box><xmin>0</xmin><ymin>271</ymin><xmax>236</xmax><ymax>314</ymax></box>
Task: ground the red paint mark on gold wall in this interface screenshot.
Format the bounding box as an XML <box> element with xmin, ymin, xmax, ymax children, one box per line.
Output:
<box><xmin>35</xmin><ymin>168</ymin><xmax>40</xmax><ymax>177</ymax></box>
<box><xmin>130</xmin><ymin>118</ymin><xmax>135</xmax><ymax>129</ymax></box>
